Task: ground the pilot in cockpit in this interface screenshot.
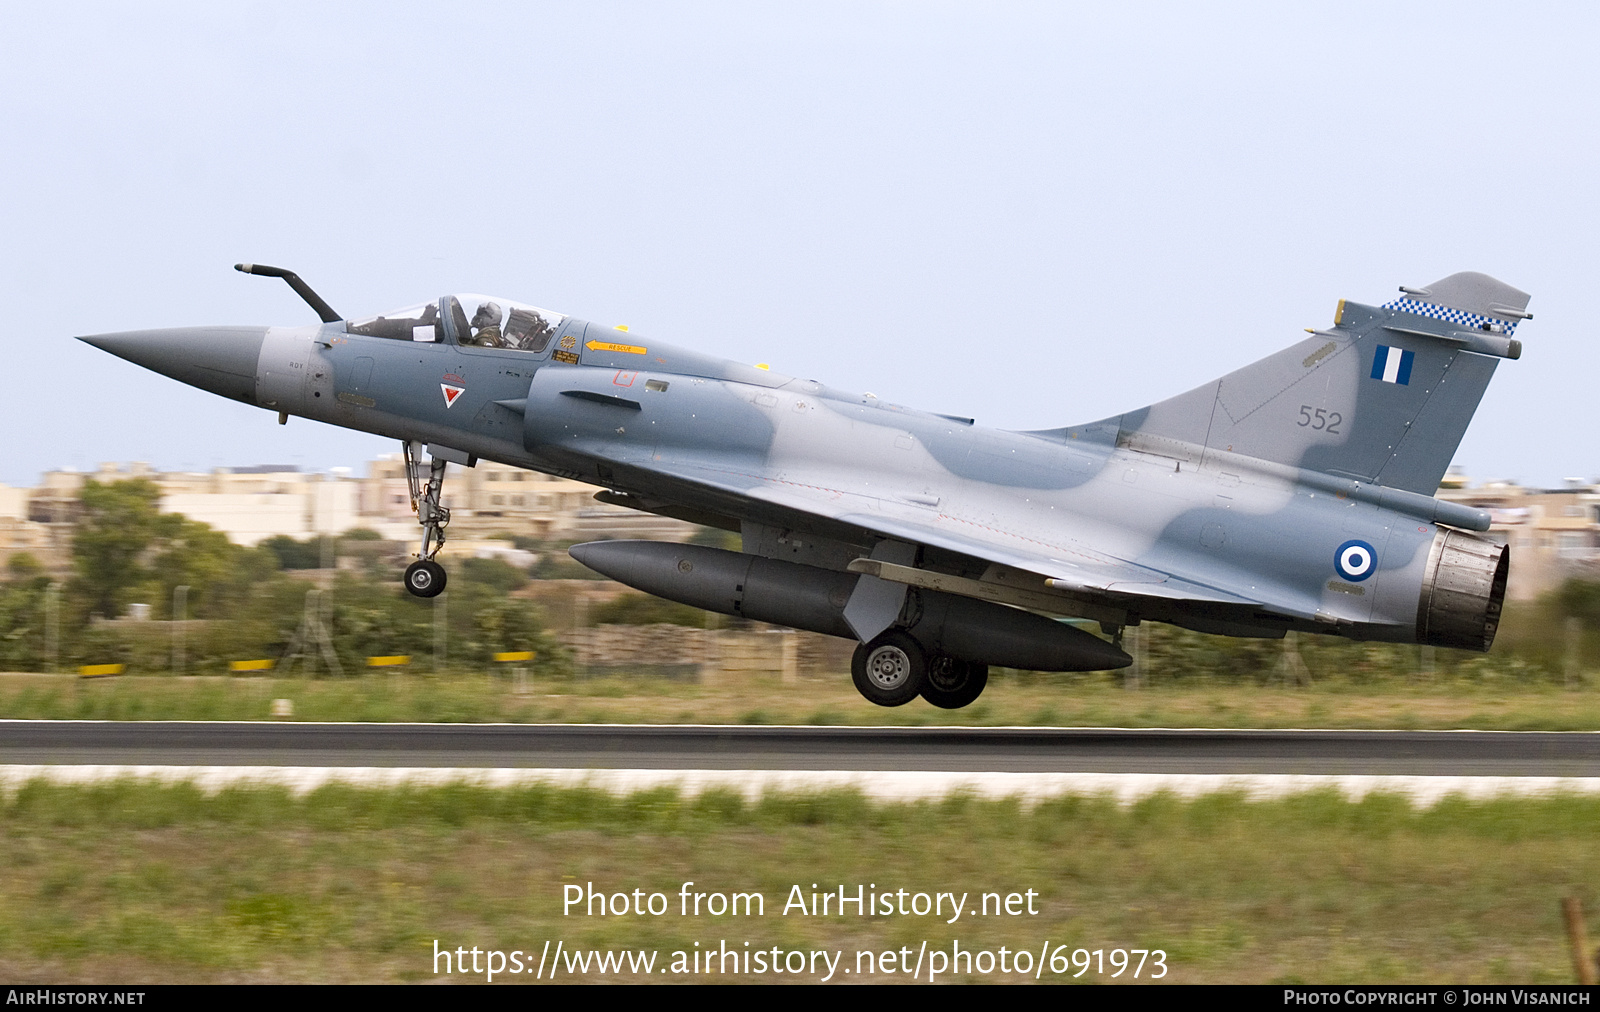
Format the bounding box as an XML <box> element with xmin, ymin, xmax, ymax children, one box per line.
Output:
<box><xmin>469</xmin><ymin>302</ymin><xmax>504</xmax><ymax>347</ymax></box>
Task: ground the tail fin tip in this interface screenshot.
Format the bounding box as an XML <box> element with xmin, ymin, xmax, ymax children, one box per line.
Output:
<box><xmin>1386</xmin><ymin>272</ymin><xmax>1531</xmax><ymax>332</ymax></box>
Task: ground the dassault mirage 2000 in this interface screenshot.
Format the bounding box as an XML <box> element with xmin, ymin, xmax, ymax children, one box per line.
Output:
<box><xmin>81</xmin><ymin>265</ymin><xmax>1528</xmax><ymax>708</ymax></box>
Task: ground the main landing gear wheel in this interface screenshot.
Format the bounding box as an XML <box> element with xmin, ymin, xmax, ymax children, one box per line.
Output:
<box><xmin>921</xmin><ymin>655</ymin><xmax>989</xmax><ymax>709</ymax></box>
<box><xmin>851</xmin><ymin>631</ymin><xmax>927</xmax><ymax>707</ymax></box>
<box><xmin>404</xmin><ymin>560</ymin><xmax>447</xmax><ymax>598</ymax></box>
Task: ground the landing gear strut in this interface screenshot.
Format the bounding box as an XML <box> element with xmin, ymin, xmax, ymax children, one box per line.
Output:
<box><xmin>402</xmin><ymin>441</ymin><xmax>450</xmax><ymax>598</ymax></box>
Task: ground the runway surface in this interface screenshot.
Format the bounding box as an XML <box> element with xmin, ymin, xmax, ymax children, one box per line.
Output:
<box><xmin>2</xmin><ymin>721</ymin><xmax>1598</xmax><ymax>776</ymax></box>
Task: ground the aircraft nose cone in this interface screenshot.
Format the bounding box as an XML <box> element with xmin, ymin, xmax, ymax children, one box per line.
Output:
<box><xmin>78</xmin><ymin>326</ymin><xmax>269</xmax><ymax>405</ymax></box>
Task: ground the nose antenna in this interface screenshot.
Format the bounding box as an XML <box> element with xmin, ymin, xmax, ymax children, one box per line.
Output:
<box><xmin>234</xmin><ymin>263</ymin><xmax>342</xmax><ymax>323</ymax></box>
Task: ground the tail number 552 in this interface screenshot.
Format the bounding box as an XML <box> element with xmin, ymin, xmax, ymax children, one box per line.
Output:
<box><xmin>1297</xmin><ymin>405</ymin><xmax>1342</xmax><ymax>434</ymax></box>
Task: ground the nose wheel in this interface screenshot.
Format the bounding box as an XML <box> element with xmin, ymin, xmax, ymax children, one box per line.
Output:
<box><xmin>404</xmin><ymin>560</ymin><xmax>447</xmax><ymax>598</ymax></box>
<box><xmin>401</xmin><ymin>441</ymin><xmax>452</xmax><ymax>598</ymax></box>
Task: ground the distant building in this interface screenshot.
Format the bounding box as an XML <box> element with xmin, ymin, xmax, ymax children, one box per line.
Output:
<box><xmin>0</xmin><ymin>483</ymin><xmax>65</xmax><ymax>572</ymax></box>
<box><xmin>360</xmin><ymin>454</ymin><xmax>699</xmax><ymax>543</ymax></box>
<box><xmin>160</xmin><ymin>465</ymin><xmax>361</xmax><ymax>546</ymax></box>
<box><xmin>1437</xmin><ymin>468</ymin><xmax>1600</xmax><ymax>600</ymax></box>
<box><xmin>10</xmin><ymin>454</ymin><xmax>701</xmax><ymax>574</ymax></box>
<box><xmin>27</xmin><ymin>462</ymin><xmax>360</xmax><ymax>549</ymax></box>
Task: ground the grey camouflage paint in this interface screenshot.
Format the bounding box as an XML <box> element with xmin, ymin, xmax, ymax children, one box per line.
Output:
<box><xmin>82</xmin><ymin>271</ymin><xmax>1530</xmax><ymax>649</ymax></box>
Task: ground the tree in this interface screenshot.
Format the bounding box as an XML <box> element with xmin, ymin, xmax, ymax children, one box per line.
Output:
<box><xmin>71</xmin><ymin>478</ymin><xmax>275</xmax><ymax>620</ymax></box>
<box><xmin>260</xmin><ymin>535</ymin><xmax>323</xmax><ymax>570</ymax></box>
<box><xmin>1557</xmin><ymin>578</ymin><xmax>1600</xmax><ymax>624</ymax></box>
<box><xmin>459</xmin><ymin>557</ymin><xmax>528</xmax><ymax>594</ymax></box>
<box><xmin>5</xmin><ymin>553</ymin><xmax>41</xmax><ymax>580</ymax></box>
<box><xmin>71</xmin><ymin>478</ymin><xmax>164</xmax><ymax>619</ymax></box>
<box><xmin>0</xmin><ymin>564</ymin><xmax>51</xmax><ymax>669</ymax></box>
<box><xmin>148</xmin><ymin>514</ymin><xmax>275</xmax><ymax>619</ymax></box>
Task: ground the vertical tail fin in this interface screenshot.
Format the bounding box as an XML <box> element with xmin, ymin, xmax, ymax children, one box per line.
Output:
<box><xmin>1066</xmin><ymin>272</ymin><xmax>1529</xmax><ymax>495</ymax></box>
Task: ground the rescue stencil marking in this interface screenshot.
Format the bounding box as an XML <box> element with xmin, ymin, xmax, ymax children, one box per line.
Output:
<box><xmin>587</xmin><ymin>340</ymin><xmax>647</xmax><ymax>355</ymax></box>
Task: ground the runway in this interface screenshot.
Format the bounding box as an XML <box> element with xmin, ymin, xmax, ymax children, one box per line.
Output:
<box><xmin>2</xmin><ymin>721</ymin><xmax>1598</xmax><ymax>776</ymax></box>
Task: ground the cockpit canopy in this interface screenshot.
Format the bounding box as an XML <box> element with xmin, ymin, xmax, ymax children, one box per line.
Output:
<box><xmin>347</xmin><ymin>294</ymin><xmax>567</xmax><ymax>353</ymax></box>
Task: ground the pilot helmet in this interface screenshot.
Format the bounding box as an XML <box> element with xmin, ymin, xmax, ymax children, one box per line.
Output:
<box><xmin>472</xmin><ymin>302</ymin><xmax>503</xmax><ymax>328</ymax></box>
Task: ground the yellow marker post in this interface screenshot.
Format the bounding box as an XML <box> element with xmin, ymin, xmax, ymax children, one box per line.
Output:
<box><xmin>230</xmin><ymin>659</ymin><xmax>275</xmax><ymax>672</ymax></box>
<box><xmin>367</xmin><ymin>655</ymin><xmax>411</xmax><ymax>668</ymax></box>
<box><xmin>495</xmin><ymin>650</ymin><xmax>536</xmax><ymax>694</ymax></box>
<box><xmin>78</xmin><ymin>663</ymin><xmax>125</xmax><ymax>678</ymax></box>
<box><xmin>585</xmin><ymin>340</ymin><xmax>647</xmax><ymax>355</ymax></box>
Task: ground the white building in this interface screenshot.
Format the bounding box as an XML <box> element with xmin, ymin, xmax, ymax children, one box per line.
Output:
<box><xmin>16</xmin><ymin>456</ymin><xmax>700</xmax><ymax>562</ymax></box>
<box><xmin>160</xmin><ymin>466</ymin><xmax>361</xmax><ymax>546</ymax></box>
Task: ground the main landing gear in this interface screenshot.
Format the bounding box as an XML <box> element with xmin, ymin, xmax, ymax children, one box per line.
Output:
<box><xmin>849</xmin><ymin>630</ymin><xmax>989</xmax><ymax>709</ymax></box>
<box><xmin>922</xmin><ymin>653</ymin><xmax>989</xmax><ymax>710</ymax></box>
<box><xmin>401</xmin><ymin>441</ymin><xmax>450</xmax><ymax>598</ymax></box>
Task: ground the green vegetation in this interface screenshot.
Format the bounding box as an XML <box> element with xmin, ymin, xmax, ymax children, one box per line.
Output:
<box><xmin>0</xmin><ymin>480</ymin><xmax>566</xmax><ymax>677</ymax></box>
<box><xmin>71</xmin><ymin>478</ymin><xmax>273</xmax><ymax>623</ymax></box>
<box><xmin>0</xmin><ymin>781</ymin><xmax>1596</xmax><ymax>982</ymax></box>
<box><xmin>259</xmin><ymin>535</ymin><xmax>332</xmax><ymax>570</ymax></box>
<box><xmin>7</xmin><ymin>515</ymin><xmax>1600</xmax><ymax>726</ymax></box>
<box><xmin>587</xmin><ymin>592</ymin><xmax>707</xmax><ymax>627</ymax></box>
<box><xmin>457</xmin><ymin>556</ymin><xmax>528</xmax><ymax>595</ymax></box>
<box><xmin>8</xmin><ymin>479</ymin><xmax>1600</xmax><ymax>726</ymax></box>
<box><xmin>4</xmin><ymin>670</ymin><xmax>1600</xmax><ymax>729</ymax></box>
<box><xmin>0</xmin><ymin>569</ymin><xmax>567</xmax><ymax>680</ymax></box>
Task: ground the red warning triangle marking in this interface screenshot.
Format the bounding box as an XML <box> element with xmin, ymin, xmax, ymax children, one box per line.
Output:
<box><xmin>441</xmin><ymin>383</ymin><xmax>465</xmax><ymax>408</ymax></box>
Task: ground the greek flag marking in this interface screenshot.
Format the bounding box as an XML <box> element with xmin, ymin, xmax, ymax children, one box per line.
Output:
<box><xmin>1371</xmin><ymin>344</ymin><xmax>1414</xmax><ymax>385</ymax></box>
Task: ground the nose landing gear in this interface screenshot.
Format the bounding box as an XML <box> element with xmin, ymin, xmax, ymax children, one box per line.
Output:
<box><xmin>402</xmin><ymin>441</ymin><xmax>450</xmax><ymax>598</ymax></box>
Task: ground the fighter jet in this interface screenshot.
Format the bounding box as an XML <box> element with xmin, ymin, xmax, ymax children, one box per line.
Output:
<box><xmin>81</xmin><ymin>265</ymin><xmax>1528</xmax><ymax>708</ymax></box>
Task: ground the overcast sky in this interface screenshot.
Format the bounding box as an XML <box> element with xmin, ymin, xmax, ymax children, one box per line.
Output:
<box><xmin>2</xmin><ymin>3</ymin><xmax>1595</xmax><ymax>488</ymax></box>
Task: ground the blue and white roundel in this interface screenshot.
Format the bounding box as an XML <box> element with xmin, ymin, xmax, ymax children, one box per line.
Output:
<box><xmin>1335</xmin><ymin>540</ymin><xmax>1377</xmax><ymax>582</ymax></box>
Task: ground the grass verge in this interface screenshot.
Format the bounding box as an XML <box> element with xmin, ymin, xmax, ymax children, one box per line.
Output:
<box><xmin>3</xmin><ymin>670</ymin><xmax>1600</xmax><ymax>729</ymax></box>
<box><xmin>0</xmin><ymin>781</ymin><xmax>1597</xmax><ymax>983</ymax></box>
